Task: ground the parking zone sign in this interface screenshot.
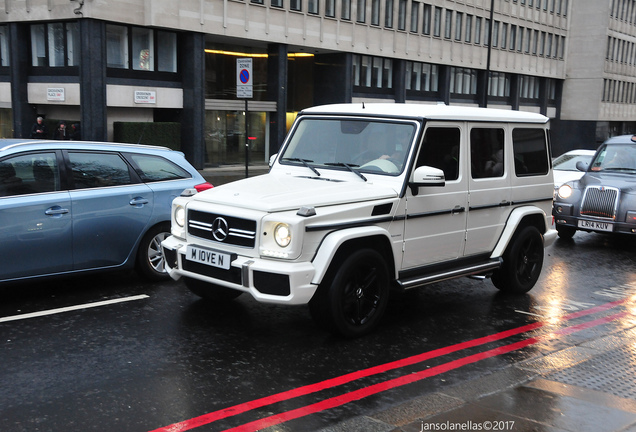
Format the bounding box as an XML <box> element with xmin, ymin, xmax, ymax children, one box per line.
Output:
<box><xmin>237</xmin><ymin>58</ymin><xmax>253</xmax><ymax>99</ymax></box>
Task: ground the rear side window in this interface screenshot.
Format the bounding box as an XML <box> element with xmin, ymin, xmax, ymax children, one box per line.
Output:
<box><xmin>128</xmin><ymin>154</ymin><xmax>191</xmax><ymax>182</ymax></box>
<box><xmin>471</xmin><ymin>128</ymin><xmax>504</xmax><ymax>179</ymax></box>
<box><xmin>0</xmin><ymin>152</ymin><xmax>59</xmax><ymax>197</ymax></box>
<box><xmin>512</xmin><ymin>128</ymin><xmax>549</xmax><ymax>176</ymax></box>
<box><xmin>69</xmin><ymin>152</ymin><xmax>134</xmax><ymax>189</ymax></box>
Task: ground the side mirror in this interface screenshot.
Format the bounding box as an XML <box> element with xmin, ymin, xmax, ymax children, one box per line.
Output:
<box><xmin>409</xmin><ymin>166</ymin><xmax>445</xmax><ymax>195</ymax></box>
<box><xmin>575</xmin><ymin>160</ymin><xmax>589</xmax><ymax>172</ymax></box>
<box><xmin>269</xmin><ymin>153</ymin><xmax>278</xmax><ymax>168</ymax></box>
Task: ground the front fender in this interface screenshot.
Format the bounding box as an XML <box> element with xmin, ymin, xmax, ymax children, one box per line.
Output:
<box><xmin>311</xmin><ymin>226</ymin><xmax>393</xmax><ymax>284</ymax></box>
<box><xmin>491</xmin><ymin>206</ymin><xmax>556</xmax><ymax>258</ymax></box>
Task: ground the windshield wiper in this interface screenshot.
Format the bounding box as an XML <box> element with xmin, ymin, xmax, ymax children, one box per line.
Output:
<box><xmin>281</xmin><ymin>158</ymin><xmax>321</xmax><ymax>177</ymax></box>
<box><xmin>324</xmin><ymin>162</ymin><xmax>367</xmax><ymax>182</ymax></box>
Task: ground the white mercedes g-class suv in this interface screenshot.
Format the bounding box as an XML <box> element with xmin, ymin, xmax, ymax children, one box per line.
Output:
<box><xmin>162</xmin><ymin>103</ymin><xmax>557</xmax><ymax>337</ymax></box>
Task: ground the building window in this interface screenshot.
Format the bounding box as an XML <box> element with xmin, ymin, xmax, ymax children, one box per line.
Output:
<box><xmin>385</xmin><ymin>0</ymin><xmax>394</xmax><ymax>28</ymax></box>
<box><xmin>488</xmin><ymin>72</ymin><xmax>510</xmax><ymax>97</ymax></box>
<box><xmin>132</xmin><ymin>27</ymin><xmax>153</xmax><ymax>71</ymax></box>
<box><xmin>410</xmin><ymin>0</ymin><xmax>420</xmax><ymax>32</ymax></box>
<box><xmin>465</xmin><ymin>15</ymin><xmax>472</xmax><ymax>43</ymax></box>
<box><xmin>433</xmin><ymin>7</ymin><xmax>442</xmax><ymax>37</ymax></box>
<box><xmin>342</xmin><ymin>0</ymin><xmax>351</xmax><ymax>19</ymax></box>
<box><xmin>450</xmin><ymin>67</ymin><xmax>477</xmax><ymax>96</ymax></box>
<box><xmin>398</xmin><ymin>0</ymin><xmax>407</xmax><ymax>30</ymax></box>
<box><xmin>474</xmin><ymin>17</ymin><xmax>481</xmax><ymax>44</ymax></box>
<box><xmin>106</xmin><ymin>24</ymin><xmax>178</xmax><ymax>74</ymax></box>
<box><xmin>371</xmin><ymin>0</ymin><xmax>380</xmax><ymax>25</ymax></box>
<box><xmin>455</xmin><ymin>12</ymin><xmax>463</xmax><ymax>41</ymax></box>
<box><xmin>444</xmin><ymin>9</ymin><xmax>452</xmax><ymax>39</ymax></box>
<box><xmin>353</xmin><ymin>55</ymin><xmax>393</xmax><ymax>89</ymax></box>
<box><xmin>519</xmin><ymin>75</ymin><xmax>540</xmax><ymax>99</ymax></box>
<box><xmin>30</xmin><ymin>22</ymin><xmax>80</xmax><ymax>68</ymax></box>
<box><xmin>271</xmin><ymin>0</ymin><xmax>283</xmax><ymax>8</ymax></box>
<box><xmin>325</xmin><ymin>0</ymin><xmax>335</xmax><ymax>16</ymax></box>
<box><xmin>509</xmin><ymin>25</ymin><xmax>516</xmax><ymax>51</ymax></box>
<box><xmin>157</xmin><ymin>31</ymin><xmax>177</xmax><ymax>73</ymax></box>
<box><xmin>308</xmin><ymin>0</ymin><xmax>319</xmax><ymax>14</ymax></box>
<box><xmin>501</xmin><ymin>23</ymin><xmax>507</xmax><ymax>49</ymax></box>
<box><xmin>492</xmin><ymin>21</ymin><xmax>499</xmax><ymax>47</ymax></box>
<box><xmin>357</xmin><ymin>0</ymin><xmax>366</xmax><ymax>22</ymax></box>
<box><xmin>106</xmin><ymin>25</ymin><xmax>129</xmax><ymax>69</ymax></box>
<box><xmin>0</xmin><ymin>25</ymin><xmax>8</xmax><ymax>67</ymax></box>
<box><xmin>290</xmin><ymin>0</ymin><xmax>302</xmax><ymax>11</ymax></box>
<box><xmin>517</xmin><ymin>26</ymin><xmax>524</xmax><ymax>51</ymax></box>
<box><xmin>422</xmin><ymin>4</ymin><xmax>431</xmax><ymax>35</ymax></box>
<box><xmin>406</xmin><ymin>61</ymin><xmax>439</xmax><ymax>92</ymax></box>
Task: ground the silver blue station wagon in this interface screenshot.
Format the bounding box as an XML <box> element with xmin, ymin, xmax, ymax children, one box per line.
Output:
<box><xmin>0</xmin><ymin>140</ymin><xmax>211</xmax><ymax>284</ymax></box>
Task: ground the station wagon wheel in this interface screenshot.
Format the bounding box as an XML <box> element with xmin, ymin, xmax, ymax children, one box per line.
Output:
<box><xmin>136</xmin><ymin>223</ymin><xmax>172</xmax><ymax>281</ymax></box>
<box><xmin>310</xmin><ymin>248</ymin><xmax>390</xmax><ymax>337</ymax></box>
<box><xmin>491</xmin><ymin>225</ymin><xmax>544</xmax><ymax>294</ymax></box>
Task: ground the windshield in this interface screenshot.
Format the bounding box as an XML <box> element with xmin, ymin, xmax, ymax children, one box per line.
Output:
<box><xmin>280</xmin><ymin>117</ymin><xmax>417</xmax><ymax>176</ymax></box>
<box><xmin>590</xmin><ymin>144</ymin><xmax>636</xmax><ymax>173</ymax></box>
<box><xmin>553</xmin><ymin>153</ymin><xmax>593</xmax><ymax>171</ymax></box>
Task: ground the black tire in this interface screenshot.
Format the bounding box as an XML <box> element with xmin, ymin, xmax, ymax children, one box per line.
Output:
<box><xmin>491</xmin><ymin>225</ymin><xmax>544</xmax><ymax>294</ymax></box>
<box><xmin>309</xmin><ymin>249</ymin><xmax>390</xmax><ymax>338</ymax></box>
<box><xmin>184</xmin><ymin>277</ymin><xmax>243</xmax><ymax>301</ymax></box>
<box><xmin>136</xmin><ymin>223</ymin><xmax>171</xmax><ymax>281</ymax></box>
<box><xmin>556</xmin><ymin>224</ymin><xmax>576</xmax><ymax>239</ymax></box>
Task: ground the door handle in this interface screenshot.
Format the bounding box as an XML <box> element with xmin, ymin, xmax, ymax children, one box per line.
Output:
<box><xmin>45</xmin><ymin>206</ymin><xmax>69</xmax><ymax>216</ymax></box>
<box><xmin>129</xmin><ymin>197</ymin><xmax>149</xmax><ymax>206</ymax></box>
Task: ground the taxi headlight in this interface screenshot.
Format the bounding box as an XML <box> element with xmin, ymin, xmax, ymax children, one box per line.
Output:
<box><xmin>175</xmin><ymin>205</ymin><xmax>186</xmax><ymax>227</ymax></box>
<box><xmin>557</xmin><ymin>184</ymin><xmax>573</xmax><ymax>199</ymax></box>
<box><xmin>274</xmin><ymin>223</ymin><xmax>291</xmax><ymax>248</ymax></box>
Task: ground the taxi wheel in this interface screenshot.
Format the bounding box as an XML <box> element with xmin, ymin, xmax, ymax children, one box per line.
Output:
<box><xmin>492</xmin><ymin>225</ymin><xmax>544</xmax><ymax>294</ymax></box>
<box><xmin>136</xmin><ymin>223</ymin><xmax>171</xmax><ymax>281</ymax></box>
<box><xmin>310</xmin><ymin>248</ymin><xmax>389</xmax><ymax>338</ymax></box>
<box><xmin>184</xmin><ymin>277</ymin><xmax>243</xmax><ymax>301</ymax></box>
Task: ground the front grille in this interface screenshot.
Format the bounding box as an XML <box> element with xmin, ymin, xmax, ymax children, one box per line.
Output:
<box><xmin>188</xmin><ymin>209</ymin><xmax>257</xmax><ymax>247</ymax></box>
<box><xmin>580</xmin><ymin>186</ymin><xmax>619</xmax><ymax>220</ymax></box>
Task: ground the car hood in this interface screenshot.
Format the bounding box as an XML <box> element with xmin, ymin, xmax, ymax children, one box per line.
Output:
<box><xmin>554</xmin><ymin>170</ymin><xmax>585</xmax><ymax>187</ymax></box>
<box><xmin>191</xmin><ymin>173</ymin><xmax>399</xmax><ymax>212</ymax></box>
<box><xmin>578</xmin><ymin>172</ymin><xmax>636</xmax><ymax>194</ymax></box>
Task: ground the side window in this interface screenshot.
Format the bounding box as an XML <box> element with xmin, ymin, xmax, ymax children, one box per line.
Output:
<box><xmin>416</xmin><ymin>127</ymin><xmax>461</xmax><ymax>181</ymax></box>
<box><xmin>471</xmin><ymin>128</ymin><xmax>505</xmax><ymax>179</ymax></box>
<box><xmin>0</xmin><ymin>152</ymin><xmax>59</xmax><ymax>197</ymax></box>
<box><xmin>128</xmin><ymin>154</ymin><xmax>191</xmax><ymax>182</ymax></box>
<box><xmin>69</xmin><ymin>152</ymin><xmax>133</xmax><ymax>189</ymax></box>
<box><xmin>512</xmin><ymin>128</ymin><xmax>549</xmax><ymax>176</ymax></box>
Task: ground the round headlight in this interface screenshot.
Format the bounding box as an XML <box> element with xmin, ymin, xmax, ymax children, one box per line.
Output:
<box><xmin>274</xmin><ymin>223</ymin><xmax>291</xmax><ymax>248</ymax></box>
<box><xmin>175</xmin><ymin>205</ymin><xmax>186</xmax><ymax>227</ymax></box>
<box><xmin>557</xmin><ymin>184</ymin><xmax>573</xmax><ymax>199</ymax></box>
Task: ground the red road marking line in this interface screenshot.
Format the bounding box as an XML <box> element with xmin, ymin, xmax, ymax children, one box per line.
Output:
<box><xmin>150</xmin><ymin>298</ymin><xmax>629</xmax><ymax>432</ymax></box>
<box><xmin>225</xmin><ymin>311</ymin><xmax>630</xmax><ymax>432</ymax></box>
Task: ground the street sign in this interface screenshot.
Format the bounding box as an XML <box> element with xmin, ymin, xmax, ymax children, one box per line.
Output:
<box><xmin>237</xmin><ymin>58</ymin><xmax>253</xmax><ymax>99</ymax></box>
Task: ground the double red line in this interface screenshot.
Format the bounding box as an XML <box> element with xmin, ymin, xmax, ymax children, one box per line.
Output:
<box><xmin>151</xmin><ymin>298</ymin><xmax>631</xmax><ymax>432</ymax></box>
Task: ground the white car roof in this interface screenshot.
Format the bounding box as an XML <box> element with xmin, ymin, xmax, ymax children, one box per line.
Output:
<box><xmin>300</xmin><ymin>103</ymin><xmax>549</xmax><ymax>124</ymax></box>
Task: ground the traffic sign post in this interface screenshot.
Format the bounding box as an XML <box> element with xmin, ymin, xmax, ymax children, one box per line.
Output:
<box><xmin>237</xmin><ymin>58</ymin><xmax>253</xmax><ymax>177</ymax></box>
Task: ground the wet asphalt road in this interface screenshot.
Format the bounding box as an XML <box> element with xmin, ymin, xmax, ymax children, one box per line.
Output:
<box><xmin>1</xmin><ymin>231</ymin><xmax>635</xmax><ymax>432</ymax></box>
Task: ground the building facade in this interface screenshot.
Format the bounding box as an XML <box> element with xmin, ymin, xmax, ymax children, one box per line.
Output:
<box><xmin>0</xmin><ymin>0</ymin><xmax>623</xmax><ymax>169</ymax></box>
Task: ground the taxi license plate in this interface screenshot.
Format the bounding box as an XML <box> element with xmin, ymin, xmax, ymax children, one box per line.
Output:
<box><xmin>186</xmin><ymin>245</ymin><xmax>232</xmax><ymax>270</ymax></box>
<box><xmin>578</xmin><ymin>220</ymin><xmax>613</xmax><ymax>232</ymax></box>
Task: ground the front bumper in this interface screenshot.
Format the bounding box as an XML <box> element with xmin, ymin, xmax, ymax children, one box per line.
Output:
<box><xmin>161</xmin><ymin>235</ymin><xmax>318</xmax><ymax>305</ymax></box>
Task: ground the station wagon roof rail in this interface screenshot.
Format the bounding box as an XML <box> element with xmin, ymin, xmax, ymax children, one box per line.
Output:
<box><xmin>0</xmin><ymin>139</ymin><xmax>170</xmax><ymax>152</ymax></box>
<box><xmin>300</xmin><ymin>103</ymin><xmax>549</xmax><ymax>124</ymax></box>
